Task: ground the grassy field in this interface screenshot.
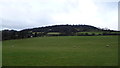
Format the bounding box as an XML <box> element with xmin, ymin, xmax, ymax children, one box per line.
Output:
<box><xmin>78</xmin><ymin>32</ymin><xmax>103</xmax><ymax>34</ymax></box>
<box><xmin>0</xmin><ymin>41</ymin><xmax>2</xmax><ymax>67</ymax></box>
<box><xmin>2</xmin><ymin>36</ymin><xmax>118</xmax><ymax>66</ymax></box>
<box><xmin>77</xmin><ymin>32</ymin><xmax>120</xmax><ymax>35</ymax></box>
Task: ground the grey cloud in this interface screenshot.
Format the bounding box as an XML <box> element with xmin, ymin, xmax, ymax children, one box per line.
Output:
<box><xmin>1</xmin><ymin>14</ymin><xmax>55</xmax><ymax>30</ymax></box>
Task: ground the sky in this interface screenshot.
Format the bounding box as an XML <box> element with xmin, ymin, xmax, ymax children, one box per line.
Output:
<box><xmin>0</xmin><ymin>0</ymin><xmax>119</xmax><ymax>31</ymax></box>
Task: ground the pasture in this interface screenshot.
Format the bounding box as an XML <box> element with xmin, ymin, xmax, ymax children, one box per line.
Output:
<box><xmin>2</xmin><ymin>36</ymin><xmax>118</xmax><ymax>66</ymax></box>
<box><xmin>0</xmin><ymin>41</ymin><xmax>2</xmax><ymax>67</ymax></box>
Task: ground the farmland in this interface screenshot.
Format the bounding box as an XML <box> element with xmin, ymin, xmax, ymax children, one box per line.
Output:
<box><xmin>2</xmin><ymin>36</ymin><xmax>118</xmax><ymax>66</ymax></box>
<box><xmin>0</xmin><ymin>41</ymin><xmax>2</xmax><ymax>67</ymax></box>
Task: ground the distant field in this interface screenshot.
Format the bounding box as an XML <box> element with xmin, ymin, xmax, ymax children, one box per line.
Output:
<box><xmin>77</xmin><ymin>32</ymin><xmax>120</xmax><ymax>35</ymax></box>
<box><xmin>78</xmin><ymin>32</ymin><xmax>103</xmax><ymax>35</ymax></box>
<box><xmin>2</xmin><ymin>36</ymin><xmax>118</xmax><ymax>66</ymax></box>
<box><xmin>47</xmin><ymin>32</ymin><xmax>60</xmax><ymax>34</ymax></box>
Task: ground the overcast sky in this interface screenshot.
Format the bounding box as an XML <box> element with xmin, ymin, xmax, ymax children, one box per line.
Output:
<box><xmin>0</xmin><ymin>0</ymin><xmax>119</xmax><ymax>31</ymax></box>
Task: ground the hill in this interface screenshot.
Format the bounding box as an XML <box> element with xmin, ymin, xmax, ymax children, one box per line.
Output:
<box><xmin>2</xmin><ymin>24</ymin><xmax>120</xmax><ymax>40</ymax></box>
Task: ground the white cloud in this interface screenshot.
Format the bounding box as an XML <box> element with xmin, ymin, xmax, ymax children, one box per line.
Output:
<box><xmin>52</xmin><ymin>0</ymin><xmax>118</xmax><ymax>30</ymax></box>
<box><xmin>52</xmin><ymin>0</ymin><xmax>98</xmax><ymax>24</ymax></box>
<box><xmin>0</xmin><ymin>0</ymin><xmax>118</xmax><ymax>30</ymax></box>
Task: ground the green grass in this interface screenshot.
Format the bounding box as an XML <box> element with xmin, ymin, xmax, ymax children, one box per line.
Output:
<box><xmin>2</xmin><ymin>36</ymin><xmax>118</xmax><ymax>66</ymax></box>
<box><xmin>78</xmin><ymin>32</ymin><xmax>103</xmax><ymax>34</ymax></box>
<box><xmin>78</xmin><ymin>32</ymin><xmax>120</xmax><ymax>35</ymax></box>
<box><xmin>47</xmin><ymin>32</ymin><xmax>60</xmax><ymax>35</ymax></box>
<box><xmin>0</xmin><ymin>41</ymin><xmax>2</xmax><ymax>67</ymax></box>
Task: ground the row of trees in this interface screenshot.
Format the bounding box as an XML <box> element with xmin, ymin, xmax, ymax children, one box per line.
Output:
<box><xmin>2</xmin><ymin>30</ymin><xmax>120</xmax><ymax>41</ymax></box>
<box><xmin>2</xmin><ymin>29</ymin><xmax>76</xmax><ymax>40</ymax></box>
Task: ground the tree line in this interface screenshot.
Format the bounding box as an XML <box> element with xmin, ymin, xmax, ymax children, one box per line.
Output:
<box><xmin>1</xmin><ymin>24</ymin><xmax>120</xmax><ymax>40</ymax></box>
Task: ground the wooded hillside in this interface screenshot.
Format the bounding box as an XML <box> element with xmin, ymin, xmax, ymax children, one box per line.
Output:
<box><xmin>1</xmin><ymin>24</ymin><xmax>120</xmax><ymax>40</ymax></box>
